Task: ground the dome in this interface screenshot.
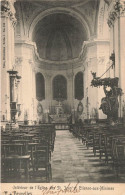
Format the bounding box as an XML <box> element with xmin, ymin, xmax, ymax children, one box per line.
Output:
<box><xmin>32</xmin><ymin>13</ymin><xmax>87</xmax><ymax>61</ymax></box>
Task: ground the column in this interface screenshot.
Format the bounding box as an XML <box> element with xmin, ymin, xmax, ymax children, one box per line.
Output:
<box><xmin>1</xmin><ymin>0</ymin><xmax>16</xmax><ymax>121</ymax></box>
<box><xmin>107</xmin><ymin>0</ymin><xmax>125</xmax><ymax>118</ymax></box>
<box><xmin>7</xmin><ymin>70</ymin><xmax>17</xmax><ymax>122</ymax></box>
<box><xmin>119</xmin><ymin>1</ymin><xmax>125</xmax><ymax>120</ymax></box>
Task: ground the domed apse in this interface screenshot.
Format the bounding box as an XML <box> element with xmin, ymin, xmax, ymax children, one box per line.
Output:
<box><xmin>32</xmin><ymin>13</ymin><xmax>87</xmax><ymax>61</ymax></box>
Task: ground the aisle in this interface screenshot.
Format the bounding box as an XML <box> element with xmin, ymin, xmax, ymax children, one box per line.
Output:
<box><xmin>51</xmin><ymin>130</ymin><xmax>124</xmax><ymax>183</ymax></box>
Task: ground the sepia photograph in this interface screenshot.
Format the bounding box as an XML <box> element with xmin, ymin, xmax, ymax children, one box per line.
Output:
<box><xmin>0</xmin><ymin>0</ymin><xmax>125</xmax><ymax>194</ymax></box>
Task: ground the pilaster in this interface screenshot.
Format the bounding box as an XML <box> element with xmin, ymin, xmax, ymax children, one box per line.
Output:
<box><xmin>66</xmin><ymin>72</ymin><xmax>74</xmax><ymax>109</ymax></box>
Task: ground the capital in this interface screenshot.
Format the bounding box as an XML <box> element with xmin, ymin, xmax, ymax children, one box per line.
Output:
<box><xmin>1</xmin><ymin>0</ymin><xmax>17</xmax><ymax>27</ymax></box>
<box><xmin>107</xmin><ymin>0</ymin><xmax>125</xmax><ymax>27</ymax></box>
<box><xmin>44</xmin><ymin>73</ymin><xmax>52</xmax><ymax>79</ymax></box>
<box><xmin>66</xmin><ymin>72</ymin><xmax>74</xmax><ymax>79</ymax></box>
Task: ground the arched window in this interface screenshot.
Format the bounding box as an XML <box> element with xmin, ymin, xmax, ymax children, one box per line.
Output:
<box><xmin>75</xmin><ymin>72</ymin><xmax>84</xmax><ymax>100</ymax></box>
<box><xmin>53</xmin><ymin>75</ymin><xmax>67</xmax><ymax>100</ymax></box>
<box><xmin>36</xmin><ymin>73</ymin><xmax>45</xmax><ymax>101</ymax></box>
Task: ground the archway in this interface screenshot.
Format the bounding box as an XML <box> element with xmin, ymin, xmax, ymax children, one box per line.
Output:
<box><xmin>29</xmin><ymin>7</ymin><xmax>90</xmax><ymax>41</ymax></box>
<box><xmin>53</xmin><ymin>75</ymin><xmax>67</xmax><ymax>100</ymax></box>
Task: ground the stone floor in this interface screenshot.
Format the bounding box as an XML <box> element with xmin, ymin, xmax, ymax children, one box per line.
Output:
<box><xmin>2</xmin><ymin>130</ymin><xmax>125</xmax><ymax>183</ymax></box>
<box><xmin>51</xmin><ymin>130</ymin><xmax>125</xmax><ymax>183</ymax></box>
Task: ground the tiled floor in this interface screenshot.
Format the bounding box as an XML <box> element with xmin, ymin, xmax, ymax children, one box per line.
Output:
<box><xmin>51</xmin><ymin>130</ymin><xmax>125</xmax><ymax>183</ymax></box>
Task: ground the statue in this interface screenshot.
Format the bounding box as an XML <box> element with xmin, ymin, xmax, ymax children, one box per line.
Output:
<box><xmin>99</xmin><ymin>85</ymin><xmax>119</xmax><ymax>121</ymax></box>
<box><xmin>91</xmin><ymin>73</ymin><xmax>123</xmax><ymax>123</ymax></box>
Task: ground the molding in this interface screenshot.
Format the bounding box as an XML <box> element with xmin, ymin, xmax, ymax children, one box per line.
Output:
<box><xmin>79</xmin><ymin>41</ymin><xmax>88</xmax><ymax>60</ymax></box>
<box><xmin>15</xmin><ymin>40</ymin><xmax>85</xmax><ymax>70</ymax></box>
<box><xmin>79</xmin><ymin>39</ymin><xmax>110</xmax><ymax>58</ymax></box>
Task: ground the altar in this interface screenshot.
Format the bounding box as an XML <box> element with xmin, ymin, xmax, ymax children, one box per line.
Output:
<box><xmin>49</xmin><ymin>101</ymin><xmax>71</xmax><ymax>124</ymax></box>
<box><xmin>55</xmin><ymin>101</ymin><xmax>64</xmax><ymax>115</ymax></box>
<box><xmin>49</xmin><ymin>113</ymin><xmax>71</xmax><ymax>123</ymax></box>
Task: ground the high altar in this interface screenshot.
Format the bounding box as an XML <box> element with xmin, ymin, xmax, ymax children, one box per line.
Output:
<box><xmin>49</xmin><ymin>101</ymin><xmax>71</xmax><ymax>123</ymax></box>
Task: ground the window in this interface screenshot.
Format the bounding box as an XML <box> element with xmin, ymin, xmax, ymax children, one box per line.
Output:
<box><xmin>53</xmin><ymin>75</ymin><xmax>67</xmax><ymax>100</ymax></box>
<box><xmin>36</xmin><ymin>73</ymin><xmax>45</xmax><ymax>101</ymax></box>
<box><xmin>75</xmin><ymin>72</ymin><xmax>84</xmax><ymax>100</ymax></box>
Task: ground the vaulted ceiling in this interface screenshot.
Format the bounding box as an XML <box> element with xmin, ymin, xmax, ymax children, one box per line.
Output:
<box><xmin>32</xmin><ymin>13</ymin><xmax>87</xmax><ymax>61</ymax></box>
<box><xmin>15</xmin><ymin>0</ymin><xmax>99</xmax><ymax>61</ymax></box>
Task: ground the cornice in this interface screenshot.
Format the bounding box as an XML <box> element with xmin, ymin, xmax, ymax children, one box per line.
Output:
<box><xmin>15</xmin><ymin>40</ymin><xmax>85</xmax><ymax>70</ymax></box>
<box><xmin>80</xmin><ymin>39</ymin><xmax>109</xmax><ymax>52</ymax></box>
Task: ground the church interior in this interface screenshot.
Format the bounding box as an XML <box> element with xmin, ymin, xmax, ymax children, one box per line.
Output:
<box><xmin>1</xmin><ymin>0</ymin><xmax>125</xmax><ymax>183</ymax></box>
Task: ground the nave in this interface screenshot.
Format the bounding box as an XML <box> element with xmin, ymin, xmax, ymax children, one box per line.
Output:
<box><xmin>2</xmin><ymin>124</ymin><xmax>125</xmax><ymax>183</ymax></box>
<box><xmin>51</xmin><ymin>130</ymin><xmax>125</xmax><ymax>183</ymax></box>
<box><xmin>1</xmin><ymin>0</ymin><xmax>125</xmax><ymax>188</ymax></box>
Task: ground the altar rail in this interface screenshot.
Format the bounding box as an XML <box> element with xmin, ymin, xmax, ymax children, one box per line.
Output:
<box><xmin>55</xmin><ymin>123</ymin><xmax>70</xmax><ymax>130</ymax></box>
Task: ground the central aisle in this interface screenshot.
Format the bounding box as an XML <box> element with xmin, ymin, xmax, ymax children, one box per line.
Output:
<box><xmin>51</xmin><ymin>130</ymin><xmax>122</xmax><ymax>183</ymax></box>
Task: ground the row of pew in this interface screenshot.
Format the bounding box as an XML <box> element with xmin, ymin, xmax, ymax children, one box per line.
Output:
<box><xmin>1</xmin><ymin>124</ymin><xmax>56</xmax><ymax>183</ymax></box>
<box><xmin>70</xmin><ymin>123</ymin><xmax>125</xmax><ymax>177</ymax></box>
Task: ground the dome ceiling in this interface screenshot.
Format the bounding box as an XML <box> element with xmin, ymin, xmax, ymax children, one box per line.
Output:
<box><xmin>33</xmin><ymin>13</ymin><xmax>87</xmax><ymax>61</ymax></box>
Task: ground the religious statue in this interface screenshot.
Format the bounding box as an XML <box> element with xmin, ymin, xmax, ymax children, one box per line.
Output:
<box><xmin>91</xmin><ymin>72</ymin><xmax>123</xmax><ymax>123</ymax></box>
<box><xmin>99</xmin><ymin>85</ymin><xmax>120</xmax><ymax>121</ymax></box>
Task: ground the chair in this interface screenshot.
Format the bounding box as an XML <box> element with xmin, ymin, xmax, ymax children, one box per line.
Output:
<box><xmin>112</xmin><ymin>140</ymin><xmax>125</xmax><ymax>177</ymax></box>
<box><xmin>31</xmin><ymin>145</ymin><xmax>52</xmax><ymax>182</ymax></box>
<box><xmin>2</xmin><ymin>155</ymin><xmax>30</xmax><ymax>182</ymax></box>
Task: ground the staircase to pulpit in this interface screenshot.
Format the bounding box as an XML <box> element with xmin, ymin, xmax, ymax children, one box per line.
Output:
<box><xmin>49</xmin><ymin>101</ymin><xmax>71</xmax><ymax>130</ymax></box>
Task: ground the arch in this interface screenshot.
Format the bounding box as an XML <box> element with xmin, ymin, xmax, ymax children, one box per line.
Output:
<box><xmin>28</xmin><ymin>7</ymin><xmax>90</xmax><ymax>40</ymax></box>
<box><xmin>75</xmin><ymin>71</ymin><xmax>84</xmax><ymax>100</ymax></box>
<box><xmin>36</xmin><ymin>72</ymin><xmax>45</xmax><ymax>101</ymax></box>
<box><xmin>53</xmin><ymin>75</ymin><xmax>67</xmax><ymax>100</ymax></box>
